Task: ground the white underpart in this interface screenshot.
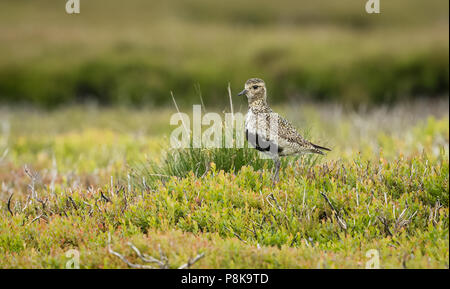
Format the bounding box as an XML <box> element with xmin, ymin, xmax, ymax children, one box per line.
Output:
<box><xmin>245</xmin><ymin>110</ymin><xmax>281</xmax><ymax>158</ymax></box>
<box><xmin>245</xmin><ymin>110</ymin><xmax>308</xmax><ymax>157</ymax></box>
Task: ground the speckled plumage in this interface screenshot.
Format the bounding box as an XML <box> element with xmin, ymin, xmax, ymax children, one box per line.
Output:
<box><xmin>238</xmin><ymin>78</ymin><xmax>330</xmax><ymax>182</ymax></box>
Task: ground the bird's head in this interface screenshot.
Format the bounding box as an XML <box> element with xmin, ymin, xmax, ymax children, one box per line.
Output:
<box><xmin>238</xmin><ymin>78</ymin><xmax>267</xmax><ymax>104</ymax></box>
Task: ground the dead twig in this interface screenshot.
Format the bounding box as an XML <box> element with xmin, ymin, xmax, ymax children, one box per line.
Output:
<box><xmin>178</xmin><ymin>253</ymin><xmax>205</xmax><ymax>269</ymax></box>
<box><xmin>7</xmin><ymin>193</ymin><xmax>14</xmax><ymax>216</ymax></box>
<box><xmin>224</xmin><ymin>225</ymin><xmax>247</xmax><ymax>244</ymax></box>
<box><xmin>30</xmin><ymin>214</ymin><xmax>48</xmax><ymax>225</ymax></box>
<box><xmin>267</xmin><ymin>193</ymin><xmax>283</xmax><ymax>212</ymax></box>
<box><xmin>201</xmin><ymin>161</ymin><xmax>211</xmax><ymax>178</ymax></box>
<box><xmin>82</xmin><ymin>201</ymin><xmax>94</xmax><ymax>216</ymax></box>
<box><xmin>246</xmin><ymin>226</ymin><xmax>258</xmax><ymax>241</ymax></box>
<box><xmin>107</xmin><ymin>233</ymin><xmax>154</xmax><ymax>269</ymax></box>
<box><xmin>68</xmin><ymin>196</ymin><xmax>78</xmax><ymax>210</ymax></box>
<box><xmin>320</xmin><ymin>192</ymin><xmax>347</xmax><ymax>231</ymax></box>
<box><xmin>24</xmin><ymin>165</ymin><xmax>38</xmax><ymax>201</ymax></box>
<box><xmin>290</xmin><ymin>233</ymin><xmax>299</xmax><ymax>247</ymax></box>
<box><xmin>377</xmin><ymin>216</ymin><xmax>393</xmax><ymax>237</ymax></box>
<box><xmin>394</xmin><ymin>205</ymin><xmax>416</xmax><ymax>233</ymax></box>
<box><xmin>108</xmin><ymin>234</ymin><xmax>205</xmax><ymax>269</ymax></box>
<box><xmin>158</xmin><ymin>244</ymin><xmax>169</xmax><ymax>267</ymax></box>
<box><xmin>100</xmin><ymin>192</ymin><xmax>111</xmax><ymax>203</ymax></box>
<box><xmin>429</xmin><ymin>200</ymin><xmax>443</xmax><ymax>225</ymax></box>
<box><xmin>21</xmin><ymin>194</ymin><xmax>31</xmax><ymax>213</ymax></box>
<box><xmin>127</xmin><ymin>242</ymin><xmax>166</xmax><ymax>268</ymax></box>
<box><xmin>227</xmin><ymin>82</ymin><xmax>234</xmax><ymax>120</ymax></box>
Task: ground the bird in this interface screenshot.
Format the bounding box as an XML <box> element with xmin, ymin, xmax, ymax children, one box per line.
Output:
<box><xmin>238</xmin><ymin>78</ymin><xmax>331</xmax><ymax>183</ymax></box>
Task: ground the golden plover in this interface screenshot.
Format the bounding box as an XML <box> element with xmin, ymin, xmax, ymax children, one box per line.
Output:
<box><xmin>238</xmin><ymin>78</ymin><xmax>331</xmax><ymax>182</ymax></box>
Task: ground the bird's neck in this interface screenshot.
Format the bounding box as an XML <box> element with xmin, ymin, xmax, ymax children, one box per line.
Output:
<box><xmin>248</xmin><ymin>98</ymin><xmax>269</xmax><ymax>110</ymax></box>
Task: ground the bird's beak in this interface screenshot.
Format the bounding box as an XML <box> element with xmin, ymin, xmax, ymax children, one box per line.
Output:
<box><xmin>238</xmin><ymin>89</ymin><xmax>247</xmax><ymax>96</ymax></box>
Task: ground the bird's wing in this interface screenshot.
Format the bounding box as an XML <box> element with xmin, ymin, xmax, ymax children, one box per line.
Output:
<box><xmin>249</xmin><ymin>110</ymin><xmax>330</xmax><ymax>155</ymax></box>
<box><xmin>276</xmin><ymin>115</ymin><xmax>330</xmax><ymax>154</ymax></box>
<box><xmin>276</xmin><ymin>116</ymin><xmax>309</xmax><ymax>145</ymax></box>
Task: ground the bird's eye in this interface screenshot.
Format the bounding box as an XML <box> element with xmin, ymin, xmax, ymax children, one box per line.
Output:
<box><xmin>252</xmin><ymin>85</ymin><xmax>258</xmax><ymax>89</ymax></box>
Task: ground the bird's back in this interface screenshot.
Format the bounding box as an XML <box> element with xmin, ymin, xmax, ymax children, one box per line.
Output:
<box><xmin>246</xmin><ymin>103</ymin><xmax>329</xmax><ymax>156</ymax></box>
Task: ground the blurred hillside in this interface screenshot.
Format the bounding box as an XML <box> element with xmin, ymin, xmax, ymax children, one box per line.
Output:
<box><xmin>0</xmin><ymin>0</ymin><xmax>448</xmax><ymax>107</ymax></box>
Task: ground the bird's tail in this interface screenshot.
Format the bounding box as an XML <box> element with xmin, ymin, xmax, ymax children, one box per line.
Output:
<box><xmin>309</xmin><ymin>143</ymin><xmax>331</xmax><ymax>155</ymax></box>
<box><xmin>312</xmin><ymin>143</ymin><xmax>331</xmax><ymax>151</ymax></box>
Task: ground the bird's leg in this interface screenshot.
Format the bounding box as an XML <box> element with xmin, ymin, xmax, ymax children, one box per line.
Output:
<box><xmin>272</xmin><ymin>158</ymin><xmax>281</xmax><ymax>184</ymax></box>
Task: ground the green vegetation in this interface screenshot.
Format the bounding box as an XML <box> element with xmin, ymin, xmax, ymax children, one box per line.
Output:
<box><xmin>133</xmin><ymin>137</ymin><xmax>319</xmax><ymax>188</ymax></box>
<box><xmin>0</xmin><ymin>0</ymin><xmax>448</xmax><ymax>107</ymax></box>
<box><xmin>0</xmin><ymin>0</ymin><xmax>448</xmax><ymax>269</ymax></box>
<box><xmin>0</xmin><ymin>102</ymin><xmax>448</xmax><ymax>268</ymax></box>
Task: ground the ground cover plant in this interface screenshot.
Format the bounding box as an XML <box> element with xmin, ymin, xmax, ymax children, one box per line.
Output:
<box><xmin>0</xmin><ymin>100</ymin><xmax>448</xmax><ymax>268</ymax></box>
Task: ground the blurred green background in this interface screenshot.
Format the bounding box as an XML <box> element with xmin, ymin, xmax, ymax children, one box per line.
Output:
<box><xmin>0</xmin><ymin>0</ymin><xmax>448</xmax><ymax>107</ymax></box>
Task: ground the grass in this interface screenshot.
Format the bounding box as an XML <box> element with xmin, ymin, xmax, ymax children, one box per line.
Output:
<box><xmin>132</xmin><ymin>134</ymin><xmax>320</xmax><ymax>188</ymax></box>
<box><xmin>0</xmin><ymin>100</ymin><xmax>448</xmax><ymax>268</ymax></box>
<box><xmin>0</xmin><ymin>0</ymin><xmax>448</xmax><ymax>107</ymax></box>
